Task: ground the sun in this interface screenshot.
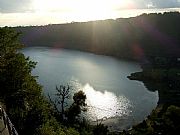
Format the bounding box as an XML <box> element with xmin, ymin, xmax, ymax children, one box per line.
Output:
<box><xmin>33</xmin><ymin>0</ymin><xmax>128</xmax><ymax>21</ymax></box>
<box><xmin>74</xmin><ymin>0</ymin><xmax>116</xmax><ymax>20</ymax></box>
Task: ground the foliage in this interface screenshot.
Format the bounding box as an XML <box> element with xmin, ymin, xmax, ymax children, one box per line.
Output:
<box><xmin>93</xmin><ymin>123</ymin><xmax>109</xmax><ymax>135</ymax></box>
<box><xmin>125</xmin><ymin>105</ymin><xmax>180</xmax><ymax>135</ymax></box>
<box><xmin>65</xmin><ymin>90</ymin><xmax>87</xmax><ymax>125</ymax></box>
<box><xmin>0</xmin><ymin>27</ymin><xmax>68</xmax><ymax>135</ymax></box>
<box><xmin>36</xmin><ymin>117</ymin><xmax>80</xmax><ymax>135</ymax></box>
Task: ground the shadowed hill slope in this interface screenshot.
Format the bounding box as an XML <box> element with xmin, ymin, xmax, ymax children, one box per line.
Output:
<box><xmin>14</xmin><ymin>12</ymin><xmax>180</xmax><ymax>61</ymax></box>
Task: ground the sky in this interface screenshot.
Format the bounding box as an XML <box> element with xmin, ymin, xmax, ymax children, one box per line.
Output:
<box><xmin>0</xmin><ymin>0</ymin><xmax>180</xmax><ymax>26</ymax></box>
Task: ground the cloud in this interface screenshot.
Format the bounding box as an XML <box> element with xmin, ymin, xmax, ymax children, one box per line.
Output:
<box><xmin>0</xmin><ymin>0</ymin><xmax>33</xmax><ymax>13</ymax></box>
<box><xmin>124</xmin><ymin>0</ymin><xmax>180</xmax><ymax>9</ymax></box>
<box><xmin>0</xmin><ymin>0</ymin><xmax>180</xmax><ymax>13</ymax></box>
<box><xmin>150</xmin><ymin>0</ymin><xmax>180</xmax><ymax>8</ymax></box>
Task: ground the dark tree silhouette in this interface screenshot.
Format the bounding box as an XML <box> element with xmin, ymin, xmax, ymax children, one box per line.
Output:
<box><xmin>50</xmin><ymin>85</ymin><xmax>87</xmax><ymax>125</ymax></box>
<box><xmin>66</xmin><ymin>91</ymin><xmax>87</xmax><ymax>124</ymax></box>
<box><xmin>55</xmin><ymin>85</ymin><xmax>71</xmax><ymax>120</ymax></box>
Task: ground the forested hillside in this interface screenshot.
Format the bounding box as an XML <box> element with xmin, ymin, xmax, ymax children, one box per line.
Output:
<box><xmin>14</xmin><ymin>12</ymin><xmax>180</xmax><ymax>61</ymax></box>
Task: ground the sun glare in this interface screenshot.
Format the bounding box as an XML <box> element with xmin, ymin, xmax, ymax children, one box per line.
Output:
<box><xmin>83</xmin><ymin>84</ymin><xmax>131</xmax><ymax>120</ymax></box>
<box><xmin>33</xmin><ymin>0</ymin><xmax>129</xmax><ymax>21</ymax></box>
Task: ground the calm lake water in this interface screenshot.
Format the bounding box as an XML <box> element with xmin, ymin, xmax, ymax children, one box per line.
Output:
<box><xmin>23</xmin><ymin>47</ymin><xmax>158</xmax><ymax>131</ymax></box>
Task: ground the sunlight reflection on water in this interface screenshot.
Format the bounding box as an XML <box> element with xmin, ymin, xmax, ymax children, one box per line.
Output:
<box><xmin>83</xmin><ymin>83</ymin><xmax>132</xmax><ymax>121</ymax></box>
<box><xmin>70</xmin><ymin>77</ymin><xmax>133</xmax><ymax>121</ymax></box>
<box><xmin>69</xmin><ymin>78</ymin><xmax>132</xmax><ymax>121</ymax></box>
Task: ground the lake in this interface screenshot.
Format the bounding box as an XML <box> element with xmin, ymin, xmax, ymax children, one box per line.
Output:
<box><xmin>23</xmin><ymin>47</ymin><xmax>158</xmax><ymax>131</ymax></box>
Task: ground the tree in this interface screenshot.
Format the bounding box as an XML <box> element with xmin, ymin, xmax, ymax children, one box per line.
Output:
<box><xmin>55</xmin><ymin>85</ymin><xmax>71</xmax><ymax>120</ymax></box>
<box><xmin>0</xmin><ymin>27</ymin><xmax>52</xmax><ymax>135</ymax></box>
<box><xmin>50</xmin><ymin>85</ymin><xmax>87</xmax><ymax>125</ymax></box>
<box><xmin>66</xmin><ymin>91</ymin><xmax>87</xmax><ymax>124</ymax></box>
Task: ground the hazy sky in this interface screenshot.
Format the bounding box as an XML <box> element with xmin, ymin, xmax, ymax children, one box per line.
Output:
<box><xmin>0</xmin><ymin>0</ymin><xmax>180</xmax><ymax>26</ymax></box>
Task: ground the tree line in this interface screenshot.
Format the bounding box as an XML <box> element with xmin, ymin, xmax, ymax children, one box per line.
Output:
<box><xmin>14</xmin><ymin>12</ymin><xmax>180</xmax><ymax>61</ymax></box>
